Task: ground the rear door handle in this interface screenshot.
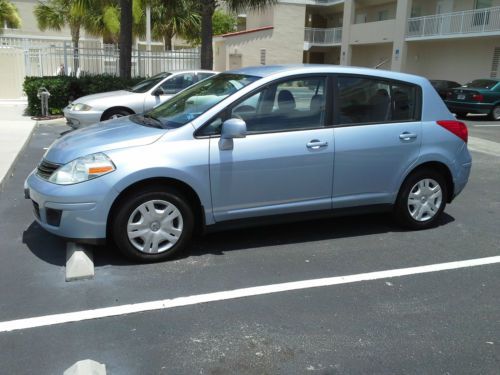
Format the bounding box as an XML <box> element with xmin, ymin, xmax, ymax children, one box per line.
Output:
<box><xmin>399</xmin><ymin>132</ymin><xmax>418</xmax><ymax>141</ymax></box>
<box><xmin>307</xmin><ymin>140</ymin><xmax>328</xmax><ymax>149</ymax></box>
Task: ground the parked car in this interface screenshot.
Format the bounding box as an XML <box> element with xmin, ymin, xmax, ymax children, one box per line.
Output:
<box><xmin>63</xmin><ymin>70</ymin><xmax>217</xmax><ymax>128</ymax></box>
<box><xmin>25</xmin><ymin>65</ymin><xmax>471</xmax><ymax>262</ymax></box>
<box><xmin>444</xmin><ymin>78</ymin><xmax>500</xmax><ymax>120</ymax></box>
<box><xmin>430</xmin><ymin>79</ymin><xmax>461</xmax><ymax>100</ymax></box>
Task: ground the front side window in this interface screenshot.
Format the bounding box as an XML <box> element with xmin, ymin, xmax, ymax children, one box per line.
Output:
<box><xmin>146</xmin><ymin>73</ymin><xmax>259</xmax><ymax>128</ymax></box>
<box><xmin>337</xmin><ymin>76</ymin><xmax>419</xmax><ymax>125</ymax></box>
<box><xmin>128</xmin><ymin>72</ymin><xmax>171</xmax><ymax>93</ymax></box>
<box><xmin>161</xmin><ymin>73</ymin><xmax>196</xmax><ymax>94</ymax></box>
<box><xmin>199</xmin><ymin>76</ymin><xmax>327</xmax><ymax>136</ymax></box>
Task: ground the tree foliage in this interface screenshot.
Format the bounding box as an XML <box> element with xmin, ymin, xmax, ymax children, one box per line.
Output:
<box><xmin>0</xmin><ymin>0</ymin><xmax>21</xmax><ymax>31</ymax></box>
<box><xmin>183</xmin><ymin>10</ymin><xmax>236</xmax><ymax>46</ymax></box>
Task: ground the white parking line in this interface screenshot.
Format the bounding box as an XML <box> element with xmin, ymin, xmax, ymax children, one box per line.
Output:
<box><xmin>1</xmin><ymin>255</ymin><xmax>499</xmax><ymax>333</ymax></box>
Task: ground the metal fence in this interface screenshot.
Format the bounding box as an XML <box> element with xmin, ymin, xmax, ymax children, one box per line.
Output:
<box><xmin>0</xmin><ymin>37</ymin><xmax>200</xmax><ymax>78</ymax></box>
<box><xmin>304</xmin><ymin>27</ymin><xmax>343</xmax><ymax>46</ymax></box>
<box><xmin>407</xmin><ymin>6</ymin><xmax>500</xmax><ymax>38</ymax></box>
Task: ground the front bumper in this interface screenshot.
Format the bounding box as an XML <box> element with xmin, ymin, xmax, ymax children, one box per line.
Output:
<box><xmin>63</xmin><ymin>107</ymin><xmax>103</xmax><ymax>129</ymax></box>
<box><xmin>445</xmin><ymin>101</ymin><xmax>492</xmax><ymax>115</ymax></box>
<box><xmin>24</xmin><ymin>169</ymin><xmax>119</xmax><ymax>241</ymax></box>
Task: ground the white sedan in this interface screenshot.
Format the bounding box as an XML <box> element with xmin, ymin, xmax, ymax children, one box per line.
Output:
<box><xmin>63</xmin><ymin>70</ymin><xmax>217</xmax><ymax>128</ymax></box>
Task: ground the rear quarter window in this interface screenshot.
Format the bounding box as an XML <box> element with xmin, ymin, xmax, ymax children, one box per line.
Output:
<box><xmin>336</xmin><ymin>75</ymin><xmax>420</xmax><ymax>125</ymax></box>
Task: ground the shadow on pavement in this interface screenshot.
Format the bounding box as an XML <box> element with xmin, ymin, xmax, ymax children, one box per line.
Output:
<box><xmin>22</xmin><ymin>212</ymin><xmax>455</xmax><ymax>266</ymax></box>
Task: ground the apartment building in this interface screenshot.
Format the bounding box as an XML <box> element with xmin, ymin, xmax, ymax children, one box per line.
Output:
<box><xmin>213</xmin><ymin>0</ymin><xmax>500</xmax><ymax>84</ymax></box>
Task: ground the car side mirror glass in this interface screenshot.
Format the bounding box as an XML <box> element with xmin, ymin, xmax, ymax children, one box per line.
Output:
<box><xmin>219</xmin><ymin>118</ymin><xmax>247</xmax><ymax>151</ymax></box>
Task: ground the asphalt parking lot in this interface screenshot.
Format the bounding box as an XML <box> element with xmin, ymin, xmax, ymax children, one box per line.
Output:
<box><xmin>0</xmin><ymin>119</ymin><xmax>499</xmax><ymax>374</ymax></box>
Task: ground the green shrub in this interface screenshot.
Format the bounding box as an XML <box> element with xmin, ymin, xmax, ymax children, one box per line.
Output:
<box><xmin>23</xmin><ymin>75</ymin><xmax>144</xmax><ymax>116</ymax></box>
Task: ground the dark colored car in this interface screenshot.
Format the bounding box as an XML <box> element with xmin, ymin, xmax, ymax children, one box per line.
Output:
<box><xmin>445</xmin><ymin>79</ymin><xmax>500</xmax><ymax>120</ymax></box>
<box><xmin>430</xmin><ymin>80</ymin><xmax>461</xmax><ymax>100</ymax></box>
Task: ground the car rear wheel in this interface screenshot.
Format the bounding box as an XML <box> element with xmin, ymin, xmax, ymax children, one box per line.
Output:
<box><xmin>394</xmin><ymin>169</ymin><xmax>447</xmax><ymax>230</ymax></box>
<box><xmin>102</xmin><ymin>108</ymin><xmax>133</xmax><ymax>121</ymax></box>
<box><xmin>490</xmin><ymin>106</ymin><xmax>500</xmax><ymax>121</ymax></box>
<box><xmin>112</xmin><ymin>186</ymin><xmax>194</xmax><ymax>262</ymax></box>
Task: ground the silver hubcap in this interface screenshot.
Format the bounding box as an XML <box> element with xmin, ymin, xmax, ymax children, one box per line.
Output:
<box><xmin>110</xmin><ymin>114</ymin><xmax>124</xmax><ymax>119</ymax></box>
<box><xmin>407</xmin><ymin>178</ymin><xmax>442</xmax><ymax>222</ymax></box>
<box><xmin>493</xmin><ymin>107</ymin><xmax>500</xmax><ymax>120</ymax></box>
<box><xmin>127</xmin><ymin>200</ymin><xmax>183</xmax><ymax>254</ymax></box>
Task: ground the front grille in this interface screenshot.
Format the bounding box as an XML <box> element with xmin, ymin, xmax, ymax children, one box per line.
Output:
<box><xmin>36</xmin><ymin>159</ymin><xmax>60</xmax><ymax>180</ymax></box>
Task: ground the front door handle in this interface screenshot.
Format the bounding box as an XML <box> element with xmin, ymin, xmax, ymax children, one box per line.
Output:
<box><xmin>399</xmin><ymin>132</ymin><xmax>418</xmax><ymax>141</ymax></box>
<box><xmin>307</xmin><ymin>140</ymin><xmax>328</xmax><ymax>149</ymax></box>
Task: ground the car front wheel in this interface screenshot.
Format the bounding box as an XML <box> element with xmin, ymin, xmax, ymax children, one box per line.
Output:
<box><xmin>394</xmin><ymin>169</ymin><xmax>447</xmax><ymax>230</ymax></box>
<box><xmin>112</xmin><ymin>186</ymin><xmax>194</xmax><ymax>262</ymax></box>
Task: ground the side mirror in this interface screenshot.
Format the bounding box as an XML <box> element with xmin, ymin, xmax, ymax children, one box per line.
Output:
<box><xmin>152</xmin><ymin>87</ymin><xmax>164</xmax><ymax>96</ymax></box>
<box><xmin>219</xmin><ymin>118</ymin><xmax>247</xmax><ymax>150</ymax></box>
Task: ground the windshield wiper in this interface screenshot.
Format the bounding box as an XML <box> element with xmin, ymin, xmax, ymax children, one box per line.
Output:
<box><xmin>130</xmin><ymin>114</ymin><xmax>165</xmax><ymax>129</ymax></box>
<box><xmin>142</xmin><ymin>113</ymin><xmax>165</xmax><ymax>128</ymax></box>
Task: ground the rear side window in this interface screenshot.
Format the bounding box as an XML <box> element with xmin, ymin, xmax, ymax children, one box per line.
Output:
<box><xmin>337</xmin><ymin>76</ymin><xmax>419</xmax><ymax>125</ymax></box>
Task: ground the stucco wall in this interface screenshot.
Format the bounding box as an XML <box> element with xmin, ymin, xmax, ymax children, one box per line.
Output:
<box><xmin>351</xmin><ymin>43</ymin><xmax>393</xmax><ymax>70</ymax></box>
<box><xmin>405</xmin><ymin>37</ymin><xmax>500</xmax><ymax>83</ymax></box>
<box><xmin>246</xmin><ymin>7</ymin><xmax>275</xmax><ymax>30</ymax></box>
<box><xmin>350</xmin><ymin>19</ymin><xmax>396</xmax><ymax>44</ymax></box>
<box><xmin>0</xmin><ymin>48</ymin><xmax>25</xmax><ymax>98</ymax></box>
<box><xmin>214</xmin><ymin>3</ymin><xmax>305</xmax><ymax>71</ymax></box>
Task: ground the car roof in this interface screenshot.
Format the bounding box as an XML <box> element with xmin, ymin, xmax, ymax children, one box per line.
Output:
<box><xmin>226</xmin><ymin>64</ymin><xmax>428</xmax><ymax>85</ymax></box>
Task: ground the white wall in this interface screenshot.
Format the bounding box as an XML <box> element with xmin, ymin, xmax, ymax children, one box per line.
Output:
<box><xmin>214</xmin><ymin>3</ymin><xmax>305</xmax><ymax>71</ymax></box>
<box><xmin>351</xmin><ymin>43</ymin><xmax>393</xmax><ymax>69</ymax></box>
<box><xmin>405</xmin><ymin>37</ymin><xmax>500</xmax><ymax>83</ymax></box>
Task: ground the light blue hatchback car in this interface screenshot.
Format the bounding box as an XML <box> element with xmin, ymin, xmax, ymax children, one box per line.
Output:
<box><xmin>25</xmin><ymin>65</ymin><xmax>472</xmax><ymax>262</ymax></box>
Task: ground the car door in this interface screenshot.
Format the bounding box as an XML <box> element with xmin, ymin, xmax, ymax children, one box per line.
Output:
<box><xmin>332</xmin><ymin>75</ymin><xmax>422</xmax><ymax>208</ymax></box>
<box><xmin>204</xmin><ymin>75</ymin><xmax>334</xmax><ymax>222</ymax></box>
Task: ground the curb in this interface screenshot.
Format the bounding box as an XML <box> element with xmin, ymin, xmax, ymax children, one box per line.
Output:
<box><xmin>0</xmin><ymin>121</ymin><xmax>38</xmax><ymax>193</ymax></box>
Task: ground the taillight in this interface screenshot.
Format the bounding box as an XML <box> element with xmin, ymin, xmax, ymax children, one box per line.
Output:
<box><xmin>471</xmin><ymin>94</ymin><xmax>484</xmax><ymax>102</ymax></box>
<box><xmin>437</xmin><ymin>120</ymin><xmax>468</xmax><ymax>143</ymax></box>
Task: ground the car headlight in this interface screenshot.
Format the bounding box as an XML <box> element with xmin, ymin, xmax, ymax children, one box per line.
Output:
<box><xmin>73</xmin><ymin>103</ymin><xmax>92</xmax><ymax>111</ymax></box>
<box><xmin>49</xmin><ymin>153</ymin><xmax>115</xmax><ymax>185</ymax></box>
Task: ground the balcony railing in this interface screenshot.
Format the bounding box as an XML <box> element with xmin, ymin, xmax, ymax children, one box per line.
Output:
<box><xmin>407</xmin><ymin>6</ymin><xmax>500</xmax><ymax>39</ymax></box>
<box><xmin>304</xmin><ymin>27</ymin><xmax>342</xmax><ymax>46</ymax></box>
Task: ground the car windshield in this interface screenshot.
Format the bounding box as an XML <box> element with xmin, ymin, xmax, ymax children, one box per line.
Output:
<box><xmin>128</xmin><ymin>72</ymin><xmax>172</xmax><ymax>93</ymax></box>
<box><xmin>466</xmin><ymin>79</ymin><xmax>498</xmax><ymax>89</ymax></box>
<box><xmin>147</xmin><ymin>73</ymin><xmax>260</xmax><ymax>128</ymax></box>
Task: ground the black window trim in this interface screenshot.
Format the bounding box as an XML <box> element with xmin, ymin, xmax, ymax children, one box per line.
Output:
<box><xmin>194</xmin><ymin>73</ymin><xmax>333</xmax><ymax>139</ymax></box>
<box><xmin>332</xmin><ymin>73</ymin><xmax>422</xmax><ymax>128</ymax></box>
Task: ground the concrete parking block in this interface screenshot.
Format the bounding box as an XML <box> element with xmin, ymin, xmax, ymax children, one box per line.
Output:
<box><xmin>63</xmin><ymin>359</ymin><xmax>106</xmax><ymax>375</ymax></box>
<box><xmin>66</xmin><ymin>243</ymin><xmax>94</xmax><ymax>282</ymax></box>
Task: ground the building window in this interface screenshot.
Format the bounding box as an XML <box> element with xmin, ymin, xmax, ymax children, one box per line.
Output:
<box><xmin>475</xmin><ymin>0</ymin><xmax>492</xmax><ymax>9</ymax></box>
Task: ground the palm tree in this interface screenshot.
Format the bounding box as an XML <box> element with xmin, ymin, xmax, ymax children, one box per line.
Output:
<box><xmin>148</xmin><ymin>0</ymin><xmax>200</xmax><ymax>51</ymax></box>
<box><xmin>34</xmin><ymin>0</ymin><xmax>92</xmax><ymax>74</ymax></box>
<box><xmin>198</xmin><ymin>0</ymin><xmax>277</xmax><ymax>70</ymax></box>
<box><xmin>119</xmin><ymin>0</ymin><xmax>133</xmax><ymax>78</ymax></box>
<box><xmin>0</xmin><ymin>0</ymin><xmax>21</xmax><ymax>32</ymax></box>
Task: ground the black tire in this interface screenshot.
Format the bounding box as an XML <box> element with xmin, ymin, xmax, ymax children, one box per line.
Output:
<box><xmin>111</xmin><ymin>186</ymin><xmax>194</xmax><ymax>262</ymax></box>
<box><xmin>490</xmin><ymin>105</ymin><xmax>500</xmax><ymax>121</ymax></box>
<box><xmin>102</xmin><ymin>108</ymin><xmax>133</xmax><ymax>121</ymax></box>
<box><xmin>393</xmin><ymin>168</ymin><xmax>448</xmax><ymax>230</ymax></box>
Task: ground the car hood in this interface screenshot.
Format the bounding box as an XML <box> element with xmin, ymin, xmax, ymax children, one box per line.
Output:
<box><xmin>44</xmin><ymin>116</ymin><xmax>166</xmax><ymax>164</ymax></box>
<box><xmin>75</xmin><ymin>90</ymin><xmax>140</xmax><ymax>105</ymax></box>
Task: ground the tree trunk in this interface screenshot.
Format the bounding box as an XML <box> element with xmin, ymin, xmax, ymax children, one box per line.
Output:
<box><xmin>164</xmin><ymin>31</ymin><xmax>173</xmax><ymax>51</ymax></box>
<box><xmin>119</xmin><ymin>0</ymin><xmax>133</xmax><ymax>78</ymax></box>
<box><xmin>200</xmin><ymin>0</ymin><xmax>215</xmax><ymax>70</ymax></box>
<box><xmin>70</xmin><ymin>23</ymin><xmax>80</xmax><ymax>76</ymax></box>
